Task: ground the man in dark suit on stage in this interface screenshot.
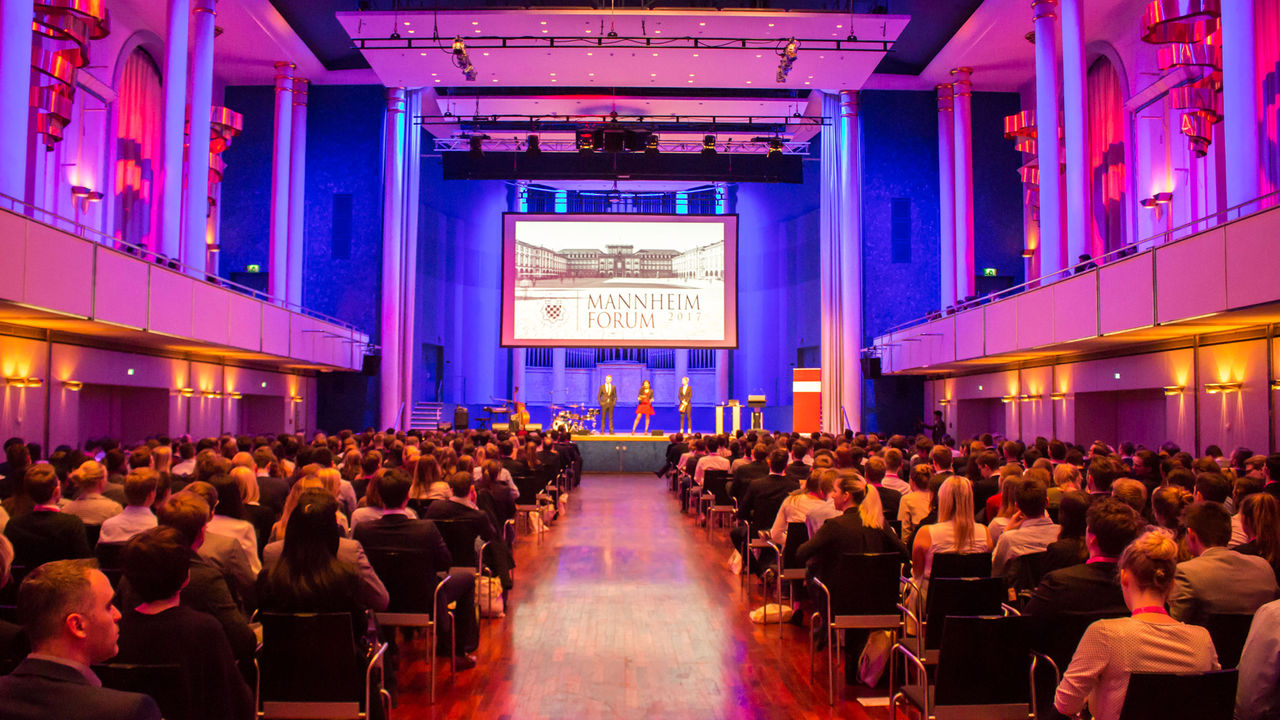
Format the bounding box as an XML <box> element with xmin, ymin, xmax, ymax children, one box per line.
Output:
<box><xmin>597</xmin><ymin>375</ymin><xmax>617</xmax><ymax>434</ymax></box>
<box><xmin>1023</xmin><ymin>498</ymin><xmax>1142</xmax><ymax>617</ymax></box>
<box><xmin>0</xmin><ymin>559</ymin><xmax>161</xmax><ymax>720</ymax></box>
<box><xmin>678</xmin><ymin>377</ymin><xmax>693</xmax><ymax>434</ymax></box>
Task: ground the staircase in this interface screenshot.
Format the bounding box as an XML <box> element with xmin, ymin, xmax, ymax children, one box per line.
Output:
<box><xmin>409</xmin><ymin>402</ymin><xmax>444</xmax><ymax>430</ymax></box>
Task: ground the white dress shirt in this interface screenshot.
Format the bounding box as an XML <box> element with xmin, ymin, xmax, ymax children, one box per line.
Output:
<box><xmin>991</xmin><ymin>515</ymin><xmax>1060</xmax><ymax>578</ymax></box>
<box><xmin>882</xmin><ymin>473</ymin><xmax>910</xmax><ymax>495</ymax></box>
<box><xmin>97</xmin><ymin>505</ymin><xmax>157</xmax><ymax>544</ymax></box>
<box><xmin>206</xmin><ymin>515</ymin><xmax>262</xmax><ymax>573</ymax></box>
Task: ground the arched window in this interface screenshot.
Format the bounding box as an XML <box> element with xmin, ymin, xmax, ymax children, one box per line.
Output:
<box><xmin>114</xmin><ymin>47</ymin><xmax>162</xmax><ymax>251</ymax></box>
<box><xmin>1087</xmin><ymin>55</ymin><xmax>1126</xmax><ymax>255</ymax></box>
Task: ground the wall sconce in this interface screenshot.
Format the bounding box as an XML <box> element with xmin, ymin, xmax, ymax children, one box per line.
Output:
<box><xmin>1021</xmin><ymin>248</ymin><xmax>1035</xmax><ymax>258</ymax></box>
<box><xmin>70</xmin><ymin>186</ymin><xmax>104</xmax><ymax>202</ymax></box>
<box><xmin>938</xmin><ymin>398</ymin><xmax>951</xmax><ymax>406</ymax></box>
<box><xmin>1050</xmin><ymin>392</ymin><xmax>1068</xmax><ymax>401</ymax></box>
<box><xmin>6</xmin><ymin>377</ymin><xmax>29</xmax><ymax>388</ymax></box>
<box><xmin>61</xmin><ymin>380</ymin><xmax>83</xmax><ymax>391</ymax></box>
<box><xmin>1271</xmin><ymin>380</ymin><xmax>1280</xmax><ymax>390</ymax></box>
<box><xmin>202</xmin><ymin>390</ymin><xmax>223</xmax><ymax>399</ymax></box>
<box><xmin>22</xmin><ymin>377</ymin><xmax>43</xmax><ymax>388</ymax></box>
<box><xmin>178</xmin><ymin>387</ymin><xmax>195</xmax><ymax>397</ymax></box>
<box><xmin>291</xmin><ymin>395</ymin><xmax>304</xmax><ymax>402</ymax></box>
<box><xmin>1153</xmin><ymin>192</ymin><xmax>1173</xmax><ymax>204</ymax></box>
<box><xmin>1019</xmin><ymin>394</ymin><xmax>1035</xmax><ymax>402</ymax></box>
<box><xmin>227</xmin><ymin>391</ymin><xmax>243</xmax><ymax>399</ymax></box>
<box><xmin>1163</xmin><ymin>385</ymin><xmax>1185</xmax><ymax>396</ymax></box>
<box><xmin>1205</xmin><ymin>382</ymin><xmax>1242</xmax><ymax>394</ymax></box>
<box><xmin>1001</xmin><ymin>395</ymin><xmax>1017</xmax><ymax>404</ymax></box>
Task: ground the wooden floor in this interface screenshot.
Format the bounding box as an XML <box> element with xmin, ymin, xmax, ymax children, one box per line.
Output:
<box><xmin>392</xmin><ymin>473</ymin><xmax>891</xmax><ymax>720</ymax></box>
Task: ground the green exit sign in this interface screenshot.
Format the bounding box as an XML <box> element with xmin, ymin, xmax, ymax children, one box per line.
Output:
<box><xmin>247</xmin><ymin>264</ymin><xmax>261</xmax><ymax>273</ymax></box>
<box><xmin>982</xmin><ymin>267</ymin><xmax>998</xmax><ymax>277</ymax></box>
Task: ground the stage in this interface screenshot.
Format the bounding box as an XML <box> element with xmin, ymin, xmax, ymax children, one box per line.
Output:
<box><xmin>571</xmin><ymin>433</ymin><xmax>669</xmax><ymax>473</ymax></box>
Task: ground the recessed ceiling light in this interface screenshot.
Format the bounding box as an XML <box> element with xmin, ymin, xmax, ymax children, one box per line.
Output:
<box><xmin>836</xmin><ymin>24</ymin><xmax>843</xmax><ymax>28</ymax></box>
<box><xmin>407</xmin><ymin>29</ymin><xmax>414</xmax><ymax>33</ymax></box>
<box><xmin>541</xmin><ymin>29</ymin><xmax>547</xmax><ymax>33</ymax></box>
<box><xmin>434</xmin><ymin>79</ymin><xmax>441</xmax><ymax>82</ymax></box>
<box><xmin>745</xmin><ymin>80</ymin><xmax>752</xmax><ymax>84</ymax></box>
<box><xmin>420</xmin><ymin>52</ymin><xmax>426</xmax><ymax>56</ymax></box>
<box><xmin>689</xmin><ymin>73</ymin><xmax>694</xmax><ymax>76</ymax></box>
<box><xmin>474</xmin><ymin>28</ymin><xmax>481</xmax><ymax>33</ymax></box>
<box><xmin>585</xmin><ymin>29</ymin><xmax>591</xmax><ymax>33</ymax></box>
<box><xmin>472</xmin><ymin>21</ymin><xmax>479</xmax><ymax>25</ymax></box>
<box><xmin>403</xmin><ymin>21</ymin><xmax>410</xmax><ymax>26</ymax></box>
<box><xmin>551</xmin><ymin>78</ymin><xmax>557</xmax><ymax>82</ymax></box>
<box><xmin>540</xmin><ymin>20</ymin><xmax>547</xmax><ymax>24</ymax></box>
<box><xmin>687</xmin><ymin>79</ymin><xmax>693</xmax><ymax>83</ymax></box>
<box><xmin>550</xmin><ymin>72</ymin><xmax>556</xmax><ymax>76</ymax></box>
<box><xmin>588</xmin><ymin>72</ymin><xmax>595</xmax><ymax>76</ymax></box>
<box><xmin>430</xmin><ymin>72</ymin><xmax>437</xmax><ymax>75</ymax></box>
<box><xmin>652</xmin><ymin>52</ymin><xmax>658</xmax><ymax>56</ymax></box>
<box><xmin>699</xmin><ymin>22</ymin><xmax>706</xmax><ymax>26</ymax></box>
<box><xmin>692</xmin><ymin>53</ymin><xmax>699</xmax><ymax>57</ymax></box>
<box><xmin>492</xmin><ymin>78</ymin><xmax>498</xmax><ymax>82</ymax></box>
<box><xmin>654</xmin><ymin>29</ymin><xmax>661</xmax><ymax>33</ymax></box>
<box><xmin>804</xmin><ymin>81</ymin><xmax>810</xmax><ymax>84</ymax></box>
<box><xmin>650</xmin><ymin>72</ymin><xmax>656</xmax><ymax>76</ymax></box>
<box><xmin>587</xmin><ymin>52</ymin><xmax>593</xmax><ymax>56</ymax></box>
<box><xmin>768</xmin><ymin>23</ymin><xmax>775</xmax><ymax>27</ymax></box>
<box><xmin>755</xmin><ymin>54</ymin><xmax>762</xmax><ymax>58</ymax></box>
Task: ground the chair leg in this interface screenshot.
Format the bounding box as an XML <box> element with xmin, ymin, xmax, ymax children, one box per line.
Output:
<box><xmin>429</xmin><ymin>622</ymin><xmax>437</xmax><ymax>704</ymax></box>
<box><xmin>828</xmin><ymin>626</ymin><xmax>836</xmax><ymax>705</ymax></box>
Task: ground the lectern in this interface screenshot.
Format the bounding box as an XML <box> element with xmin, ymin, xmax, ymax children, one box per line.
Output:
<box><xmin>747</xmin><ymin>394</ymin><xmax>766</xmax><ymax>430</ymax></box>
<box><xmin>714</xmin><ymin>400</ymin><xmax>742</xmax><ymax>435</ymax></box>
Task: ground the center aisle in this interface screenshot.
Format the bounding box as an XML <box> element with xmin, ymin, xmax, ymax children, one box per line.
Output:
<box><xmin>396</xmin><ymin>473</ymin><xmax>887</xmax><ymax>720</ymax></box>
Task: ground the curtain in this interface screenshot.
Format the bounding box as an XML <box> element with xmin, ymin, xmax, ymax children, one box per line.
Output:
<box><xmin>1259</xmin><ymin>0</ymin><xmax>1280</xmax><ymax>197</ymax></box>
<box><xmin>1087</xmin><ymin>56</ymin><xmax>1126</xmax><ymax>255</ymax></box>
<box><xmin>114</xmin><ymin>48</ymin><xmax>163</xmax><ymax>251</ymax></box>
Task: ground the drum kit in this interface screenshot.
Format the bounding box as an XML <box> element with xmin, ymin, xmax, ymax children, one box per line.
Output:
<box><xmin>550</xmin><ymin>403</ymin><xmax>598</xmax><ymax>434</ymax></box>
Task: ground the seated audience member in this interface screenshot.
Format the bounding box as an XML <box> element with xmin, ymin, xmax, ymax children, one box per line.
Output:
<box><xmin>782</xmin><ymin>442</ymin><xmax>811</xmax><ymax>486</ymax></box>
<box><xmin>251</xmin><ymin>447</ymin><xmax>287</xmax><ymax>514</ymax></box>
<box><xmin>1054</xmin><ymin>530</ymin><xmax>1219</xmax><ymax>720</ymax></box>
<box><xmin>772</xmin><ymin>468</ymin><xmax>835</xmax><ymax>544</ymax></box>
<box><xmin>0</xmin><ymin>559</ymin><xmax>160</xmax><ymax>720</ymax></box>
<box><xmin>176</xmin><ymin>482</ymin><xmax>257</xmax><ymax>611</ymax></box>
<box><xmin>730</xmin><ymin>444</ymin><xmax>770</xmax><ymax>506</ymax></box>
<box><xmin>732</xmin><ymin>449</ymin><xmax>799</xmax><ymax>557</ymax></box>
<box><xmin>1235</xmin><ymin>492</ymin><xmax>1280</xmax><ymax>583</ymax></box>
<box><xmin>970</xmin><ymin>450</ymin><xmax>1003</xmax><ymax>519</ymax></box>
<box><xmin>991</xmin><ymin>475</ymin><xmax>1060</xmax><ymax>581</ymax></box>
<box><xmin>1230</xmin><ymin>474</ymin><xmax>1265</xmax><ymax>547</ymax></box>
<box><xmin>424</xmin><ymin>472</ymin><xmax>515</xmax><ymax>589</ymax></box>
<box><xmin>1169</xmin><ymin>502</ymin><xmax>1279</xmax><ymax>624</ymax></box>
<box><xmin>1110</xmin><ymin>478</ymin><xmax>1148</xmax><ymax>518</ymax></box>
<box><xmin>352</xmin><ymin>470</ymin><xmax>478</xmax><ymax>668</ymax></box>
<box><xmin>986</xmin><ymin>474</ymin><xmax>1023</xmax><ymax>544</ymax></box>
<box><xmin>797</xmin><ymin>470</ymin><xmax>908</xmax><ymax>577</ymax></box>
<box><xmin>693</xmin><ymin>436</ymin><xmax>731</xmax><ymax>486</ymax></box>
<box><xmin>4</xmin><ymin>464</ymin><xmax>91</xmax><ymax>567</ymax></box>
<box><xmin>205</xmin><ymin>475</ymin><xmax>261</xmax><ymax>574</ymax></box>
<box><xmin>1194</xmin><ymin>472</ymin><xmax>1234</xmax><ymax>507</ymax></box>
<box><xmin>1048</xmin><ymin>462</ymin><xmax>1082</xmax><ymax>511</ymax></box>
<box><xmin>1025</xmin><ymin>498</ymin><xmax>1143</xmax><ymax>617</ymax></box>
<box><xmin>863</xmin><ymin>456</ymin><xmax>900</xmax><ymax>526</ymax></box>
<box><xmin>97</xmin><ymin>470</ymin><xmax>158</xmax><ymax>545</ymax></box>
<box><xmin>1236</xmin><ymin>597</ymin><xmax>1280</xmax><ymax>720</ymax></box>
<box><xmin>60</xmin><ymin>461</ymin><xmax>123</xmax><ymax>526</ymax></box>
<box><xmin>262</xmin><ymin>490</ymin><xmax>388</xmax><ymax>613</ymax></box>
<box><xmin>1086</xmin><ymin>455</ymin><xmax>1122</xmax><ymax>498</ymax></box>
<box><xmin>881</xmin><ymin>448</ymin><xmax>909</xmax><ymax>495</ymax></box>
<box><xmin>1042</xmin><ymin>490</ymin><xmax>1091</xmax><ymax>573</ymax></box>
<box><xmin>896</xmin><ymin>464</ymin><xmax>933</xmax><ymax>543</ymax></box>
<box><xmin>257</xmin><ymin>492</ymin><xmax>376</xmax><ymax>642</ymax></box>
<box><xmin>228</xmin><ymin>467</ymin><xmax>274</xmax><ymax>559</ymax></box>
<box><xmin>1151</xmin><ymin>486</ymin><xmax>1194</xmax><ymax>561</ymax></box>
<box><xmin>911</xmin><ymin>477</ymin><xmax>991</xmax><ymax>591</ymax></box>
<box><xmin>0</xmin><ymin>535</ymin><xmax>29</xmax><ymax>672</ymax></box>
<box><xmin>114</xmin><ymin>527</ymin><xmax>253</xmax><ymax>720</ymax></box>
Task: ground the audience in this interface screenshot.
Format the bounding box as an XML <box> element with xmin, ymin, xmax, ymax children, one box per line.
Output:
<box><xmin>60</xmin><ymin>461</ymin><xmax>123</xmax><ymax>527</ymax></box>
<box><xmin>97</xmin><ymin>470</ymin><xmax>159</xmax><ymax>545</ymax></box>
<box><xmin>0</xmin><ymin>559</ymin><xmax>161</xmax><ymax>719</ymax></box>
<box><xmin>1025</xmin><ymin>498</ymin><xmax>1143</xmax><ymax>616</ymax></box>
<box><xmin>1237</xmin><ymin>597</ymin><xmax>1280</xmax><ymax>720</ymax></box>
<box><xmin>990</xmin><ymin>474</ymin><xmax>1059</xmax><ymax>581</ymax></box>
<box><xmin>205</xmin><ymin>475</ymin><xmax>262</xmax><ymax>574</ymax></box>
<box><xmin>911</xmin><ymin>476</ymin><xmax>991</xmax><ymax>591</ymax></box>
<box><xmin>1042</xmin><ymin>490</ymin><xmax>1091</xmax><ymax>572</ymax></box>
<box><xmin>1235</xmin><ymin>491</ymin><xmax>1280</xmax><ymax>582</ymax></box>
<box><xmin>771</xmin><ymin>468</ymin><xmax>834</xmax><ymax>545</ymax></box>
<box><xmin>1054</xmin><ymin>530</ymin><xmax>1220</xmax><ymax>720</ymax></box>
<box><xmin>4</xmin><ymin>464</ymin><xmax>91</xmax><ymax>568</ymax></box>
<box><xmin>1169</xmin><ymin>501</ymin><xmax>1278</xmax><ymax>624</ymax></box>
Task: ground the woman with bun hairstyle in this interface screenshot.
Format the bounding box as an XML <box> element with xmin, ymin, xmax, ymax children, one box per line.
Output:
<box><xmin>1151</xmin><ymin>485</ymin><xmax>1193</xmax><ymax>561</ymax></box>
<box><xmin>1054</xmin><ymin>530</ymin><xmax>1220</xmax><ymax>720</ymax></box>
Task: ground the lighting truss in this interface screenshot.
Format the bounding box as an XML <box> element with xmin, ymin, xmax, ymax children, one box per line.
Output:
<box><xmin>415</xmin><ymin>113</ymin><xmax>828</xmax><ymax>132</ymax></box>
<box><xmin>433</xmin><ymin>136</ymin><xmax>811</xmax><ymax>155</ymax></box>
<box><xmin>354</xmin><ymin>34</ymin><xmax>891</xmax><ymax>53</ymax></box>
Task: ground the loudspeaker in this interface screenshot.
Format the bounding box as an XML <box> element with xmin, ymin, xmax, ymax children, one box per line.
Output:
<box><xmin>861</xmin><ymin>357</ymin><xmax>882</xmax><ymax>379</ymax></box>
<box><xmin>453</xmin><ymin>406</ymin><xmax>469</xmax><ymax>430</ymax></box>
<box><xmin>362</xmin><ymin>354</ymin><xmax>379</xmax><ymax>376</ymax></box>
<box><xmin>651</xmin><ymin>429</ymin><xmax>664</xmax><ymax>436</ymax></box>
<box><xmin>525</xmin><ymin>423</ymin><xmax>543</xmax><ymax>432</ymax></box>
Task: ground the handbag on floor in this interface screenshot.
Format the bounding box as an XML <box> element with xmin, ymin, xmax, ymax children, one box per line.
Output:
<box><xmin>749</xmin><ymin>603</ymin><xmax>794</xmax><ymax>624</ymax></box>
<box><xmin>475</xmin><ymin>575</ymin><xmax>505</xmax><ymax>618</ymax></box>
<box><xmin>857</xmin><ymin>630</ymin><xmax>894</xmax><ymax>686</ymax></box>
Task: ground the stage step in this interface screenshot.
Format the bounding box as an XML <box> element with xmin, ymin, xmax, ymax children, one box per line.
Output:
<box><xmin>409</xmin><ymin>401</ymin><xmax>444</xmax><ymax>430</ymax></box>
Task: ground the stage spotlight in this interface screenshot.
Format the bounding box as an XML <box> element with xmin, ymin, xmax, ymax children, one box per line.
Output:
<box><xmin>623</xmin><ymin>129</ymin><xmax>649</xmax><ymax>153</ymax></box>
<box><xmin>468</xmin><ymin>134</ymin><xmax>485</xmax><ymax>157</ymax></box>
<box><xmin>701</xmin><ymin>134</ymin><xmax>717</xmax><ymax>156</ymax></box>
<box><xmin>452</xmin><ymin>37</ymin><xmax>477</xmax><ymax>81</ymax></box>
<box><xmin>766</xmin><ymin>137</ymin><xmax>784</xmax><ymax>159</ymax></box>
<box><xmin>576</xmin><ymin>129</ymin><xmax>596</xmax><ymax>153</ymax></box>
<box><xmin>776</xmin><ymin>37</ymin><xmax>798</xmax><ymax>83</ymax></box>
<box><xmin>526</xmin><ymin>135</ymin><xmax>541</xmax><ymax>155</ymax></box>
<box><xmin>644</xmin><ymin>133</ymin><xmax>660</xmax><ymax>155</ymax></box>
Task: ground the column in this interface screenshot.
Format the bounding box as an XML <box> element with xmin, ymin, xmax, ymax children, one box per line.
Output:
<box><xmin>399</xmin><ymin>90</ymin><xmax>421</xmax><ymax>423</ymax></box>
<box><xmin>1061</xmin><ymin>0</ymin><xmax>1088</xmax><ymax>264</ymax></box>
<box><xmin>286</xmin><ymin>78</ymin><xmax>307</xmax><ymax>308</ymax></box>
<box><xmin>839</xmin><ymin>90</ymin><xmax>863</xmax><ymax>432</ymax></box>
<box><xmin>379</xmin><ymin>88</ymin><xmax>406</xmax><ymax>430</ymax></box>
<box><xmin>0</xmin><ymin>0</ymin><xmax>33</xmax><ymax>201</ymax></box>
<box><xmin>551</xmin><ymin>348</ymin><xmax>566</xmax><ymax>406</ymax></box>
<box><xmin>1221</xmin><ymin>0</ymin><xmax>1261</xmax><ymax>208</ymax></box>
<box><xmin>185</xmin><ymin>0</ymin><xmax>216</xmax><ymax>274</ymax></box>
<box><xmin>1033</xmin><ymin>0</ymin><xmax>1064</xmax><ymax>277</ymax></box>
<box><xmin>937</xmin><ymin>84</ymin><xmax>956</xmax><ymax>309</ymax></box>
<box><xmin>951</xmin><ymin>69</ymin><xmax>975</xmax><ymax>301</ymax></box>
<box><xmin>159</xmin><ymin>0</ymin><xmax>188</xmax><ymax>260</ymax></box>
<box><xmin>511</xmin><ymin>349</ymin><xmax>526</xmax><ymax>405</ymax></box>
<box><xmin>268</xmin><ymin>62</ymin><xmax>294</xmax><ymax>302</ymax></box>
<box><xmin>674</xmin><ymin>349</ymin><xmax>689</xmax><ymax>386</ymax></box>
<box><xmin>715</xmin><ymin>349</ymin><xmax>729</xmax><ymax>405</ymax></box>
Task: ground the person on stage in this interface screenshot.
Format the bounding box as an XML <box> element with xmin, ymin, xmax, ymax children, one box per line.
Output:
<box><xmin>598</xmin><ymin>375</ymin><xmax>617</xmax><ymax>434</ymax></box>
<box><xmin>678</xmin><ymin>376</ymin><xmax>693</xmax><ymax>434</ymax></box>
<box><xmin>633</xmin><ymin>380</ymin><xmax>655</xmax><ymax>435</ymax></box>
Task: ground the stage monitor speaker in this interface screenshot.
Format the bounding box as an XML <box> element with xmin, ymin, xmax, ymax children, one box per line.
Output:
<box><xmin>362</xmin><ymin>354</ymin><xmax>379</xmax><ymax>376</ymax></box>
<box><xmin>454</xmin><ymin>406</ymin><xmax>469</xmax><ymax>430</ymax></box>
<box><xmin>651</xmin><ymin>429</ymin><xmax>664</xmax><ymax>436</ymax></box>
<box><xmin>861</xmin><ymin>357</ymin><xmax>882</xmax><ymax>379</ymax></box>
<box><xmin>525</xmin><ymin>423</ymin><xmax>543</xmax><ymax>432</ymax></box>
<box><xmin>492</xmin><ymin>423</ymin><xmax>510</xmax><ymax>432</ymax></box>
<box><xmin>437</xmin><ymin>422</ymin><xmax>452</xmax><ymax>432</ymax></box>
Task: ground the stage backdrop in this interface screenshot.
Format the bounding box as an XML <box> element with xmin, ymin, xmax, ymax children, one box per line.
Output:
<box><xmin>501</xmin><ymin>213</ymin><xmax>738</xmax><ymax>348</ymax></box>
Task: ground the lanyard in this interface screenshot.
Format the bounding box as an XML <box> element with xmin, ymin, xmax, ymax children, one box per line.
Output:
<box><xmin>1130</xmin><ymin>605</ymin><xmax>1169</xmax><ymax>616</ymax></box>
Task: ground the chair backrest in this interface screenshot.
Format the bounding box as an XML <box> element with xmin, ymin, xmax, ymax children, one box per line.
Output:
<box><xmin>406</xmin><ymin>498</ymin><xmax>436</xmax><ymax>517</ymax></box>
<box><xmin>514</xmin><ymin>473</ymin><xmax>544</xmax><ymax>505</ymax></box>
<box><xmin>703</xmin><ymin>470</ymin><xmax>731</xmax><ymax>504</ymax></box>
<box><xmin>95</xmin><ymin>541</ymin><xmax>126</xmax><ymax>570</ymax></box>
<box><xmin>1029</xmin><ymin>610</ymin><xmax>1127</xmax><ymax>672</ymax></box>
<box><xmin>931</xmin><ymin>552</ymin><xmax>992</xmax><ymax>579</ymax></box>
<box><xmin>93</xmin><ymin>663</ymin><xmax>190</xmax><ymax>720</ymax></box>
<box><xmin>1118</xmin><ymin>669</ymin><xmax>1239</xmax><ymax>720</ymax></box>
<box><xmin>781</xmin><ymin>522</ymin><xmax>809</xmax><ymax>571</ymax></box>
<box><xmin>363</xmin><ymin>548</ymin><xmax>437</xmax><ymax>615</ymax></box>
<box><xmin>433</xmin><ymin>518</ymin><xmax>480</xmax><ymax>567</ymax></box>
<box><xmin>1008</xmin><ymin>551</ymin><xmax>1048</xmax><ymax>591</ymax></box>
<box><xmin>924</xmin><ymin>577</ymin><xmax>1005</xmax><ymax>651</ymax></box>
<box><xmin>826</xmin><ymin>552</ymin><xmax>902</xmax><ymax>617</ymax></box>
<box><xmin>259</xmin><ymin>612</ymin><xmax>363</xmax><ymax>705</ymax></box>
<box><xmin>84</xmin><ymin>523</ymin><xmax>101</xmax><ymax>550</ymax></box>
<box><xmin>1201</xmin><ymin>613</ymin><xmax>1255</xmax><ymax>669</ymax></box>
<box><xmin>933</xmin><ymin>615</ymin><xmax>1032</xmax><ymax>707</ymax></box>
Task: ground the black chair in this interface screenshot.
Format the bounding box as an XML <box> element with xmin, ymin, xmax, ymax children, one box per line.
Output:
<box><xmin>363</xmin><ymin>548</ymin><xmax>451</xmax><ymax>703</ymax></box>
<box><xmin>775</xmin><ymin>521</ymin><xmax>810</xmax><ymax>607</ymax></box>
<box><xmin>1028</xmin><ymin>611</ymin><xmax>1126</xmax><ymax>717</ymax></box>
<box><xmin>406</xmin><ymin>498</ymin><xmax>436</xmax><ymax>517</ymax></box>
<box><xmin>930</xmin><ymin>552</ymin><xmax>992</xmax><ymax>579</ymax></box>
<box><xmin>1117</xmin><ymin>669</ymin><xmax>1239</xmax><ymax>720</ymax></box>
<box><xmin>904</xmin><ymin>576</ymin><xmax>1006</xmax><ymax>664</ymax></box>
<box><xmin>1201</xmin><ymin>612</ymin><xmax>1255</xmax><ymax>669</ymax></box>
<box><xmin>810</xmin><ymin>552</ymin><xmax>904</xmax><ymax>705</ymax></box>
<box><xmin>433</xmin><ymin>518</ymin><xmax>489</xmax><ymax>575</ymax></box>
<box><xmin>84</xmin><ymin>524</ymin><xmax>101</xmax><ymax>550</ymax></box>
<box><xmin>95</xmin><ymin>541</ymin><xmax>126</xmax><ymax>588</ymax></box>
<box><xmin>892</xmin><ymin>614</ymin><xmax>1033</xmax><ymax>720</ymax></box>
<box><xmin>702</xmin><ymin>469</ymin><xmax>734</xmax><ymax>537</ymax></box>
<box><xmin>93</xmin><ymin>663</ymin><xmax>189</xmax><ymax>720</ymax></box>
<box><xmin>257</xmin><ymin>612</ymin><xmax>389</xmax><ymax>719</ymax></box>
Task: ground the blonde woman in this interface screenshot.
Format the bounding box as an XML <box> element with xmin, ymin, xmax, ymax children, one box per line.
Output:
<box><xmin>1054</xmin><ymin>530</ymin><xmax>1219</xmax><ymax>720</ymax></box>
<box><xmin>911</xmin><ymin>476</ymin><xmax>991</xmax><ymax>587</ymax></box>
<box><xmin>770</xmin><ymin>468</ymin><xmax>835</xmax><ymax>544</ymax></box>
<box><xmin>230</xmin><ymin>465</ymin><xmax>274</xmax><ymax>558</ymax></box>
<box><xmin>151</xmin><ymin>445</ymin><xmax>173</xmax><ymax>475</ymax></box>
<box><xmin>317</xmin><ymin>467</ymin><xmax>358</xmax><ymax>518</ymax></box>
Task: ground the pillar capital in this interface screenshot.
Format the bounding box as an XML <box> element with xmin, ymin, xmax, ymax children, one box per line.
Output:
<box><xmin>937</xmin><ymin>84</ymin><xmax>954</xmax><ymax>110</ymax></box>
<box><xmin>291</xmin><ymin>78</ymin><xmax>309</xmax><ymax>105</ymax></box>
<box><xmin>1031</xmin><ymin>0</ymin><xmax>1058</xmax><ymax>20</ymax></box>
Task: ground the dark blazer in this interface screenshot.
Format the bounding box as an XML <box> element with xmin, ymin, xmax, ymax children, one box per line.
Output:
<box><xmin>873</xmin><ymin>485</ymin><xmax>901</xmax><ymax>528</ymax></box>
<box><xmin>424</xmin><ymin>499</ymin><xmax>496</xmax><ymax>543</ymax></box>
<box><xmin>738</xmin><ymin>474</ymin><xmax>799</xmax><ymax>529</ymax></box>
<box><xmin>597</xmin><ymin>383</ymin><xmax>618</xmax><ymax>409</ymax></box>
<box><xmin>972</xmin><ymin>475</ymin><xmax>1001</xmax><ymax>520</ymax></box>
<box><xmin>731</xmin><ymin>460</ymin><xmax>769</xmax><ymax>505</ymax></box>
<box><xmin>0</xmin><ymin>657</ymin><xmax>161</xmax><ymax>720</ymax></box>
<box><xmin>1042</xmin><ymin>537</ymin><xmax>1089</xmax><ymax>574</ymax></box>
<box><xmin>0</xmin><ymin>619</ymin><xmax>27</xmax><ymax>676</ymax></box>
<box><xmin>353</xmin><ymin>513</ymin><xmax>452</xmax><ymax>575</ymax></box>
<box><xmin>257</xmin><ymin>476</ymin><xmax>289</xmax><ymax>515</ymax></box>
<box><xmin>4</xmin><ymin>509</ymin><xmax>91</xmax><ymax>568</ymax></box>
<box><xmin>783</xmin><ymin>461</ymin><xmax>810</xmax><ymax>486</ymax></box>
<box><xmin>795</xmin><ymin>507</ymin><xmax>909</xmax><ymax>581</ymax></box>
<box><xmin>665</xmin><ymin>442</ymin><xmax>689</xmax><ymax>466</ymax></box>
<box><xmin>1023</xmin><ymin>560</ymin><xmax>1128</xmax><ymax>617</ymax></box>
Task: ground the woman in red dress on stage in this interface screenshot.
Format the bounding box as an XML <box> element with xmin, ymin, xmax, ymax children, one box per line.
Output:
<box><xmin>633</xmin><ymin>379</ymin><xmax>655</xmax><ymax>435</ymax></box>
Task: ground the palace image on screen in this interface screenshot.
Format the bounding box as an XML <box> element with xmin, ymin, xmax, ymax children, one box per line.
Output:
<box><xmin>501</xmin><ymin>214</ymin><xmax>738</xmax><ymax>348</ymax></box>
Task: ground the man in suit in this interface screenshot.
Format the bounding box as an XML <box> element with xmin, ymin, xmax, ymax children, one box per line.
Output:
<box><xmin>0</xmin><ymin>559</ymin><xmax>161</xmax><ymax>720</ymax></box>
<box><xmin>4</xmin><ymin>464</ymin><xmax>91</xmax><ymax>568</ymax></box>
<box><xmin>730</xmin><ymin>449</ymin><xmax>798</xmax><ymax>568</ymax></box>
<box><xmin>656</xmin><ymin>433</ymin><xmax>689</xmax><ymax>478</ymax></box>
<box><xmin>730</xmin><ymin>443</ymin><xmax>769</xmax><ymax>506</ymax></box>
<box><xmin>425</xmin><ymin>473</ymin><xmax>514</xmax><ymax>590</ymax></box>
<box><xmin>1170</xmin><ymin>501</ymin><xmax>1279</xmax><ymax>625</ymax></box>
<box><xmin>354</xmin><ymin>470</ymin><xmax>478</xmax><ymax>669</ymax></box>
<box><xmin>1024</xmin><ymin>498</ymin><xmax>1141</xmax><ymax>617</ymax></box>
<box><xmin>863</xmin><ymin>456</ymin><xmax>900</xmax><ymax>529</ymax></box>
<box><xmin>782</xmin><ymin>442</ymin><xmax>811</xmax><ymax>486</ymax></box>
<box><xmin>597</xmin><ymin>375</ymin><xmax>618</xmax><ymax>434</ymax></box>
<box><xmin>678</xmin><ymin>377</ymin><xmax>693</xmax><ymax>434</ymax></box>
<box><xmin>970</xmin><ymin>450</ymin><xmax>1003</xmax><ymax>521</ymax></box>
